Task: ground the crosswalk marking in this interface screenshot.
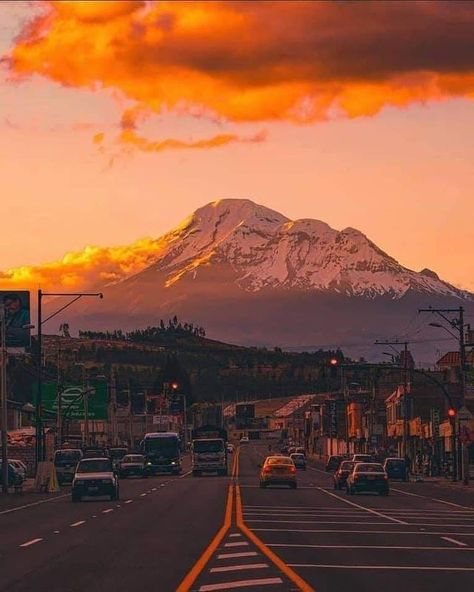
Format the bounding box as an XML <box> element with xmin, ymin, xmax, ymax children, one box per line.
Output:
<box><xmin>199</xmin><ymin>577</ymin><xmax>283</xmax><ymax>591</ymax></box>
<box><xmin>217</xmin><ymin>552</ymin><xmax>258</xmax><ymax>559</ymax></box>
<box><xmin>210</xmin><ymin>563</ymin><xmax>269</xmax><ymax>573</ymax></box>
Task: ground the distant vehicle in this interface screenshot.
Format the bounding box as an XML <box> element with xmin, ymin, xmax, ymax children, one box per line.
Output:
<box><xmin>8</xmin><ymin>459</ymin><xmax>27</xmax><ymax>480</ymax></box>
<box><xmin>325</xmin><ymin>455</ymin><xmax>343</xmax><ymax>472</ymax></box>
<box><xmin>346</xmin><ymin>462</ymin><xmax>389</xmax><ymax>496</ymax></box>
<box><xmin>333</xmin><ymin>460</ymin><xmax>356</xmax><ymax>490</ymax></box>
<box><xmin>0</xmin><ymin>461</ymin><xmax>25</xmax><ymax>488</ymax></box>
<box><xmin>259</xmin><ymin>455</ymin><xmax>297</xmax><ymax>489</ymax></box>
<box><xmin>141</xmin><ymin>432</ymin><xmax>182</xmax><ymax>475</ymax></box>
<box><xmin>352</xmin><ymin>454</ymin><xmax>373</xmax><ymax>463</ymax></box>
<box><xmin>109</xmin><ymin>447</ymin><xmax>128</xmax><ymax>470</ymax></box>
<box><xmin>83</xmin><ymin>447</ymin><xmax>108</xmax><ymax>459</ymax></box>
<box><xmin>226</xmin><ymin>443</ymin><xmax>235</xmax><ymax>454</ymax></box>
<box><xmin>54</xmin><ymin>448</ymin><xmax>83</xmax><ymax>484</ymax></box>
<box><xmin>383</xmin><ymin>457</ymin><xmax>408</xmax><ymax>481</ymax></box>
<box><xmin>119</xmin><ymin>454</ymin><xmax>146</xmax><ymax>478</ymax></box>
<box><xmin>240</xmin><ymin>436</ymin><xmax>249</xmax><ymax>444</ymax></box>
<box><xmin>71</xmin><ymin>457</ymin><xmax>119</xmax><ymax>502</ymax></box>
<box><xmin>290</xmin><ymin>453</ymin><xmax>306</xmax><ymax>470</ymax></box>
<box><xmin>192</xmin><ymin>438</ymin><xmax>227</xmax><ymax>476</ymax></box>
<box><xmin>294</xmin><ymin>447</ymin><xmax>305</xmax><ymax>456</ymax></box>
<box><xmin>288</xmin><ymin>447</ymin><xmax>297</xmax><ymax>455</ymax></box>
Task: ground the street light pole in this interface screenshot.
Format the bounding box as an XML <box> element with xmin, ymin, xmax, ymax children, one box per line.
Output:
<box><xmin>35</xmin><ymin>290</ymin><xmax>103</xmax><ymax>464</ymax></box>
<box><xmin>1</xmin><ymin>305</ymin><xmax>9</xmax><ymax>493</ymax></box>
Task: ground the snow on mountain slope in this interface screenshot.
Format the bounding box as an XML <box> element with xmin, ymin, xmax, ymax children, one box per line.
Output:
<box><xmin>143</xmin><ymin>199</ymin><xmax>467</xmax><ymax>300</ymax></box>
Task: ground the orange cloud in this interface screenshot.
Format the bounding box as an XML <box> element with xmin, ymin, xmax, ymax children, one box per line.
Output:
<box><xmin>0</xmin><ymin>238</ymin><xmax>166</xmax><ymax>292</ymax></box>
<box><xmin>8</xmin><ymin>1</ymin><xmax>474</xmax><ymax>130</ymax></box>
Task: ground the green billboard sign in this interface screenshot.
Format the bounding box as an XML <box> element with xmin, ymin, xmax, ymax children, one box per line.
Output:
<box><xmin>34</xmin><ymin>382</ymin><xmax>108</xmax><ymax>421</ymax></box>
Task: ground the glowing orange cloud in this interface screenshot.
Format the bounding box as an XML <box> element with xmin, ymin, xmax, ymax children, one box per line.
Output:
<box><xmin>8</xmin><ymin>1</ymin><xmax>474</xmax><ymax>133</ymax></box>
<box><xmin>0</xmin><ymin>238</ymin><xmax>166</xmax><ymax>292</ymax></box>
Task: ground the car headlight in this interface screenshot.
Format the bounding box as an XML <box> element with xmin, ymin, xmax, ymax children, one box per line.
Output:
<box><xmin>171</xmin><ymin>461</ymin><xmax>176</xmax><ymax>465</ymax></box>
<box><xmin>146</xmin><ymin>462</ymin><xmax>152</xmax><ymax>466</ymax></box>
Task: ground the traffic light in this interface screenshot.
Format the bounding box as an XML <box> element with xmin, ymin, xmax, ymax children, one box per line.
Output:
<box><xmin>448</xmin><ymin>408</ymin><xmax>456</xmax><ymax>419</ymax></box>
<box><xmin>170</xmin><ymin>382</ymin><xmax>179</xmax><ymax>391</ymax></box>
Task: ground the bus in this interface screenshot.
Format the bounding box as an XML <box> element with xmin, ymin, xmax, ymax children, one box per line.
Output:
<box><xmin>141</xmin><ymin>432</ymin><xmax>181</xmax><ymax>475</ymax></box>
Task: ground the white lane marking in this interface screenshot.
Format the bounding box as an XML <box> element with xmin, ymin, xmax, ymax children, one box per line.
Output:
<box><xmin>224</xmin><ymin>541</ymin><xmax>249</xmax><ymax>547</ymax></box>
<box><xmin>229</xmin><ymin>533</ymin><xmax>242</xmax><ymax>538</ymax></box>
<box><xmin>251</xmin><ymin>528</ymin><xmax>474</xmax><ymax>536</ymax></box>
<box><xmin>217</xmin><ymin>552</ymin><xmax>258</xmax><ymax>559</ymax></box>
<box><xmin>102</xmin><ymin>508</ymin><xmax>114</xmax><ymax>514</ymax></box>
<box><xmin>140</xmin><ymin>493</ymin><xmax>147</xmax><ymax>497</ymax></box>
<box><xmin>53</xmin><ymin>530</ymin><xmax>60</xmax><ymax>534</ymax></box>
<box><xmin>152</xmin><ymin>488</ymin><xmax>157</xmax><ymax>491</ymax></box>
<box><xmin>199</xmin><ymin>578</ymin><xmax>283</xmax><ymax>591</ymax></box>
<box><xmin>20</xmin><ymin>538</ymin><xmax>43</xmax><ymax>547</ymax></box>
<box><xmin>317</xmin><ymin>487</ymin><xmax>407</xmax><ymax>524</ymax></box>
<box><xmin>442</xmin><ymin>537</ymin><xmax>468</xmax><ymax>547</ymax></box>
<box><xmin>391</xmin><ymin>488</ymin><xmax>473</xmax><ymax>510</ymax></box>
<box><xmin>210</xmin><ymin>563</ymin><xmax>269</xmax><ymax>573</ymax></box>
<box><xmin>124</xmin><ymin>500</ymin><xmax>133</xmax><ymax>504</ymax></box>
<box><xmin>307</xmin><ymin>465</ymin><xmax>331</xmax><ymax>475</ymax></box>
<box><xmin>70</xmin><ymin>520</ymin><xmax>85</xmax><ymax>527</ymax></box>
<box><xmin>246</xmin><ymin>519</ymin><xmax>397</xmax><ymax>525</ymax></box>
<box><xmin>179</xmin><ymin>470</ymin><xmax>192</xmax><ymax>479</ymax></box>
<box><xmin>288</xmin><ymin>564</ymin><xmax>474</xmax><ymax>571</ymax></box>
<box><xmin>268</xmin><ymin>543</ymin><xmax>473</xmax><ymax>551</ymax></box>
<box><xmin>0</xmin><ymin>494</ymin><xmax>69</xmax><ymax>516</ymax></box>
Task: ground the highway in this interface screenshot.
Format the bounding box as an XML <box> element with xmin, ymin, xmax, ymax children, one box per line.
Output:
<box><xmin>1</xmin><ymin>443</ymin><xmax>473</xmax><ymax>592</ymax></box>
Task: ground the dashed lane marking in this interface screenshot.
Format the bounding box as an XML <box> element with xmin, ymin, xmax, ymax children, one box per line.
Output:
<box><xmin>102</xmin><ymin>509</ymin><xmax>114</xmax><ymax>514</ymax></box>
<box><xmin>442</xmin><ymin>537</ymin><xmax>468</xmax><ymax>547</ymax></box>
<box><xmin>217</xmin><ymin>552</ymin><xmax>258</xmax><ymax>559</ymax></box>
<box><xmin>70</xmin><ymin>520</ymin><xmax>85</xmax><ymax>527</ymax></box>
<box><xmin>317</xmin><ymin>487</ymin><xmax>407</xmax><ymax>524</ymax></box>
<box><xmin>20</xmin><ymin>538</ymin><xmax>43</xmax><ymax>548</ymax></box>
<box><xmin>124</xmin><ymin>500</ymin><xmax>133</xmax><ymax>504</ymax></box>
<box><xmin>198</xmin><ymin>577</ymin><xmax>283</xmax><ymax>591</ymax></box>
<box><xmin>210</xmin><ymin>563</ymin><xmax>269</xmax><ymax>573</ymax></box>
<box><xmin>224</xmin><ymin>541</ymin><xmax>249</xmax><ymax>547</ymax></box>
<box><xmin>229</xmin><ymin>533</ymin><xmax>242</xmax><ymax>538</ymax></box>
<box><xmin>140</xmin><ymin>493</ymin><xmax>147</xmax><ymax>497</ymax></box>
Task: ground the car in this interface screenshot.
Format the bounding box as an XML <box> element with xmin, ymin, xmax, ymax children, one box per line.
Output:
<box><xmin>0</xmin><ymin>461</ymin><xmax>25</xmax><ymax>488</ymax></box>
<box><xmin>325</xmin><ymin>455</ymin><xmax>343</xmax><ymax>472</ymax></box>
<box><xmin>119</xmin><ymin>454</ymin><xmax>147</xmax><ymax>478</ymax></box>
<box><xmin>290</xmin><ymin>452</ymin><xmax>306</xmax><ymax>470</ymax></box>
<box><xmin>240</xmin><ymin>436</ymin><xmax>249</xmax><ymax>444</ymax></box>
<box><xmin>352</xmin><ymin>454</ymin><xmax>374</xmax><ymax>463</ymax></box>
<box><xmin>294</xmin><ymin>447</ymin><xmax>305</xmax><ymax>456</ymax></box>
<box><xmin>8</xmin><ymin>459</ymin><xmax>27</xmax><ymax>480</ymax></box>
<box><xmin>109</xmin><ymin>447</ymin><xmax>128</xmax><ymax>470</ymax></box>
<box><xmin>83</xmin><ymin>447</ymin><xmax>109</xmax><ymax>459</ymax></box>
<box><xmin>346</xmin><ymin>462</ymin><xmax>389</xmax><ymax>496</ymax></box>
<box><xmin>54</xmin><ymin>448</ymin><xmax>83</xmax><ymax>484</ymax></box>
<box><xmin>383</xmin><ymin>457</ymin><xmax>408</xmax><ymax>481</ymax></box>
<box><xmin>226</xmin><ymin>443</ymin><xmax>235</xmax><ymax>454</ymax></box>
<box><xmin>333</xmin><ymin>460</ymin><xmax>356</xmax><ymax>490</ymax></box>
<box><xmin>71</xmin><ymin>457</ymin><xmax>119</xmax><ymax>502</ymax></box>
<box><xmin>259</xmin><ymin>455</ymin><xmax>297</xmax><ymax>489</ymax></box>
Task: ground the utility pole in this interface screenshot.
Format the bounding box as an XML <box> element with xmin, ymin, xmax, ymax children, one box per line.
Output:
<box><xmin>375</xmin><ymin>340</ymin><xmax>410</xmax><ymax>458</ymax></box>
<box><xmin>1</xmin><ymin>304</ymin><xmax>9</xmax><ymax>493</ymax></box>
<box><xmin>109</xmin><ymin>368</ymin><xmax>117</xmax><ymax>446</ymax></box>
<box><xmin>419</xmin><ymin>306</ymin><xmax>469</xmax><ymax>484</ymax></box>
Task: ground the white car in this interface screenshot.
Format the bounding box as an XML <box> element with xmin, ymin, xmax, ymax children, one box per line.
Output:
<box><xmin>9</xmin><ymin>459</ymin><xmax>27</xmax><ymax>479</ymax></box>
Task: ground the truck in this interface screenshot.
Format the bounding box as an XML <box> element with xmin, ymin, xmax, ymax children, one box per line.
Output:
<box><xmin>191</xmin><ymin>425</ymin><xmax>228</xmax><ymax>477</ymax></box>
<box><xmin>141</xmin><ymin>432</ymin><xmax>182</xmax><ymax>475</ymax></box>
<box><xmin>53</xmin><ymin>448</ymin><xmax>83</xmax><ymax>484</ymax></box>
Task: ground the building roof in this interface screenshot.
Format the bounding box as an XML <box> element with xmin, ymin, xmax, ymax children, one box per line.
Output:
<box><xmin>436</xmin><ymin>351</ymin><xmax>474</xmax><ymax>368</ymax></box>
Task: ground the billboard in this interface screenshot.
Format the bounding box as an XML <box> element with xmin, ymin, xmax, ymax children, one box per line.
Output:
<box><xmin>34</xmin><ymin>381</ymin><xmax>108</xmax><ymax>420</ymax></box>
<box><xmin>1</xmin><ymin>291</ymin><xmax>31</xmax><ymax>349</ymax></box>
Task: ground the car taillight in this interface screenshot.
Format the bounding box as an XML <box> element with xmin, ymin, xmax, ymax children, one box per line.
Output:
<box><xmin>263</xmin><ymin>466</ymin><xmax>272</xmax><ymax>473</ymax></box>
<box><xmin>289</xmin><ymin>466</ymin><xmax>296</xmax><ymax>474</ymax></box>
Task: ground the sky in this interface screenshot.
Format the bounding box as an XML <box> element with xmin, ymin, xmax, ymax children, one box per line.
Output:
<box><xmin>0</xmin><ymin>1</ymin><xmax>473</xmax><ymax>292</ymax></box>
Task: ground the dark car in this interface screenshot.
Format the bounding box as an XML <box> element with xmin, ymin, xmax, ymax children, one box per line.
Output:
<box><xmin>54</xmin><ymin>449</ymin><xmax>83</xmax><ymax>484</ymax></box>
<box><xmin>109</xmin><ymin>447</ymin><xmax>128</xmax><ymax>470</ymax></box>
<box><xmin>333</xmin><ymin>460</ymin><xmax>356</xmax><ymax>490</ymax></box>
<box><xmin>325</xmin><ymin>455</ymin><xmax>343</xmax><ymax>472</ymax></box>
<box><xmin>119</xmin><ymin>454</ymin><xmax>146</xmax><ymax>478</ymax></box>
<box><xmin>383</xmin><ymin>457</ymin><xmax>408</xmax><ymax>481</ymax></box>
<box><xmin>290</xmin><ymin>453</ymin><xmax>306</xmax><ymax>470</ymax></box>
<box><xmin>346</xmin><ymin>462</ymin><xmax>389</xmax><ymax>496</ymax></box>
<box><xmin>71</xmin><ymin>457</ymin><xmax>119</xmax><ymax>502</ymax></box>
<box><xmin>0</xmin><ymin>462</ymin><xmax>25</xmax><ymax>489</ymax></box>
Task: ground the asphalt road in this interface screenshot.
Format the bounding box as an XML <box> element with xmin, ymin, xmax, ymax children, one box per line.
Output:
<box><xmin>0</xmin><ymin>445</ymin><xmax>473</xmax><ymax>592</ymax></box>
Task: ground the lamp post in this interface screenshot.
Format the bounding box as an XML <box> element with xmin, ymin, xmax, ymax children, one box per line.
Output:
<box><xmin>35</xmin><ymin>290</ymin><xmax>103</xmax><ymax>464</ymax></box>
<box><xmin>1</xmin><ymin>304</ymin><xmax>8</xmax><ymax>493</ymax></box>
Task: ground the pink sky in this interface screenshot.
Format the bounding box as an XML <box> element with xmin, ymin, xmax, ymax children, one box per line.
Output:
<box><xmin>0</xmin><ymin>1</ymin><xmax>473</xmax><ymax>292</ymax></box>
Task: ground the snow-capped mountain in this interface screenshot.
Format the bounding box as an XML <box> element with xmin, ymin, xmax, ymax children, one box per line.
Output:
<box><xmin>50</xmin><ymin>198</ymin><xmax>472</xmax><ymax>362</ymax></box>
<box><xmin>141</xmin><ymin>199</ymin><xmax>466</xmax><ymax>300</ymax></box>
